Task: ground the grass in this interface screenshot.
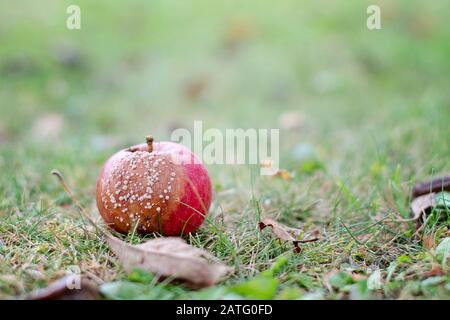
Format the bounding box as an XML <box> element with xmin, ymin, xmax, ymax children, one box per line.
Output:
<box><xmin>0</xmin><ymin>0</ymin><xmax>449</xmax><ymax>299</ymax></box>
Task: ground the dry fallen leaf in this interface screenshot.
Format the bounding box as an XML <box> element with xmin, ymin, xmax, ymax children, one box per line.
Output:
<box><xmin>278</xmin><ymin>111</ymin><xmax>304</xmax><ymax>131</ymax></box>
<box><xmin>28</xmin><ymin>275</ymin><xmax>100</xmax><ymax>300</ymax></box>
<box><xmin>390</xmin><ymin>178</ymin><xmax>448</xmax><ymax>226</ymax></box>
<box><xmin>258</xmin><ymin>217</ymin><xmax>318</xmax><ymax>253</ymax></box>
<box><xmin>410</xmin><ymin>188</ymin><xmax>450</xmax><ymax>234</ymax></box>
<box><xmin>273</xmin><ymin>169</ymin><xmax>292</xmax><ymax>180</ymax></box>
<box><xmin>260</xmin><ymin>160</ymin><xmax>293</xmax><ymax>180</ymax></box>
<box><xmin>106</xmin><ymin>236</ymin><xmax>232</xmax><ymax>288</ymax></box>
<box><xmin>411</xmin><ymin>193</ymin><xmax>436</xmax><ymax>220</ymax></box>
<box><xmin>412</xmin><ymin>176</ymin><xmax>450</xmax><ymax>199</ymax></box>
<box><xmin>52</xmin><ymin>170</ymin><xmax>232</xmax><ymax>289</ymax></box>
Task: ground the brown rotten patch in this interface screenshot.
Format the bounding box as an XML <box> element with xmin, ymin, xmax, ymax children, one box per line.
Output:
<box><xmin>258</xmin><ymin>217</ymin><xmax>319</xmax><ymax>253</ymax></box>
<box><xmin>96</xmin><ymin>138</ymin><xmax>186</xmax><ymax>234</ymax></box>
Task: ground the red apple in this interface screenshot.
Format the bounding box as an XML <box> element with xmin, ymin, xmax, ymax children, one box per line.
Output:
<box><xmin>96</xmin><ymin>136</ymin><xmax>212</xmax><ymax>236</ymax></box>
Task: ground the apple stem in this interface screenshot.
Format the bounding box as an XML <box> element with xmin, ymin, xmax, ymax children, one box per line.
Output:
<box><xmin>146</xmin><ymin>135</ymin><xmax>154</xmax><ymax>153</ymax></box>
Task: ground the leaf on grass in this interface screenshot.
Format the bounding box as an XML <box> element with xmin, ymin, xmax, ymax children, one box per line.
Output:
<box><xmin>410</xmin><ymin>175</ymin><xmax>450</xmax><ymax>227</ymax></box>
<box><xmin>412</xmin><ymin>176</ymin><xmax>450</xmax><ymax>199</ymax></box>
<box><xmin>411</xmin><ymin>193</ymin><xmax>436</xmax><ymax>218</ymax></box>
<box><xmin>259</xmin><ymin>217</ymin><xmax>297</xmax><ymax>242</ymax></box>
<box><xmin>28</xmin><ymin>276</ymin><xmax>100</xmax><ymax>300</ymax></box>
<box><xmin>411</xmin><ymin>192</ymin><xmax>450</xmax><ymax>230</ymax></box>
<box><xmin>258</xmin><ymin>217</ymin><xmax>318</xmax><ymax>253</ymax></box>
<box><xmin>52</xmin><ymin>170</ymin><xmax>232</xmax><ymax>289</ymax></box>
<box><xmin>106</xmin><ymin>236</ymin><xmax>232</xmax><ymax>288</ymax></box>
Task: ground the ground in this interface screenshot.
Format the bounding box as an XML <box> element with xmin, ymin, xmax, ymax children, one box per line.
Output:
<box><xmin>0</xmin><ymin>0</ymin><xmax>449</xmax><ymax>299</ymax></box>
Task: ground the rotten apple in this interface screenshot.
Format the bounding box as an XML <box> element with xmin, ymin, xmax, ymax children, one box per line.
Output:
<box><xmin>96</xmin><ymin>136</ymin><xmax>212</xmax><ymax>236</ymax></box>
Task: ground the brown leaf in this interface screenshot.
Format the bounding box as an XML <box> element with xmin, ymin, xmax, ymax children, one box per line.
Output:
<box><xmin>28</xmin><ymin>276</ymin><xmax>100</xmax><ymax>300</ymax></box>
<box><xmin>412</xmin><ymin>176</ymin><xmax>450</xmax><ymax>199</ymax></box>
<box><xmin>411</xmin><ymin>193</ymin><xmax>436</xmax><ymax>229</ymax></box>
<box><xmin>258</xmin><ymin>217</ymin><xmax>318</xmax><ymax>253</ymax></box>
<box><xmin>52</xmin><ymin>170</ymin><xmax>232</xmax><ymax>289</ymax></box>
<box><xmin>106</xmin><ymin>235</ymin><xmax>232</xmax><ymax>288</ymax></box>
<box><xmin>260</xmin><ymin>160</ymin><xmax>293</xmax><ymax>180</ymax></box>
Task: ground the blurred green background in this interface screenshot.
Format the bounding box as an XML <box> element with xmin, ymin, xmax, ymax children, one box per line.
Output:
<box><xmin>1</xmin><ymin>0</ymin><xmax>450</xmax><ymax>212</ymax></box>
<box><xmin>1</xmin><ymin>0</ymin><xmax>449</xmax><ymax>211</ymax></box>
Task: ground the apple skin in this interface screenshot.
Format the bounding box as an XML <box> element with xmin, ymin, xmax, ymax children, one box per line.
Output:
<box><xmin>96</xmin><ymin>141</ymin><xmax>212</xmax><ymax>236</ymax></box>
